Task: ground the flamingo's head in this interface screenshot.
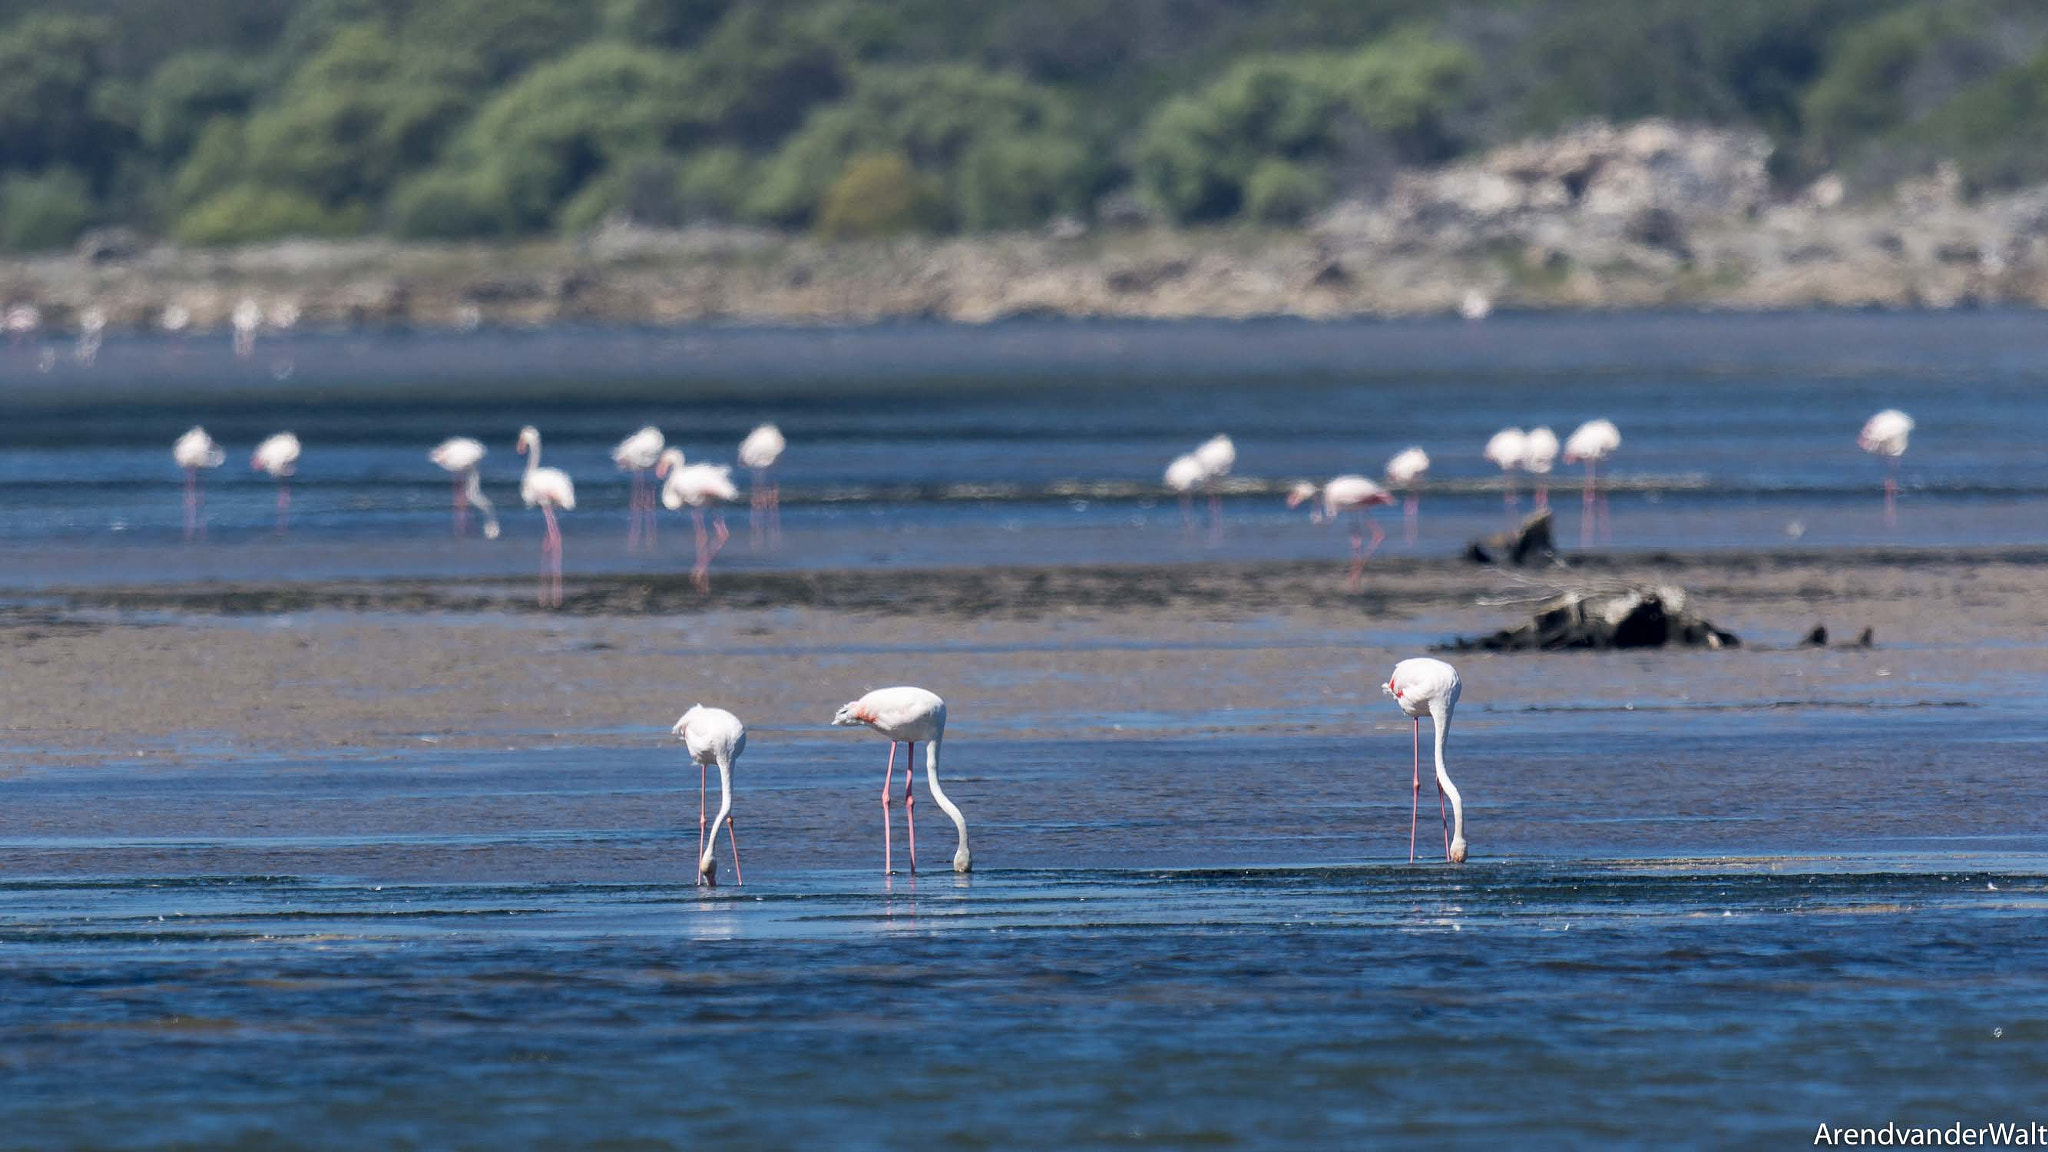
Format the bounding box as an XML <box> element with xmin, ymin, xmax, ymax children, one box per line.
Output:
<box><xmin>672</xmin><ymin>705</ymin><xmax>703</xmax><ymax>738</ymax></box>
<box><xmin>1449</xmin><ymin>836</ymin><xmax>1468</xmax><ymax>864</ymax></box>
<box><xmin>830</xmin><ymin>701</ymin><xmax>870</xmax><ymax>728</ymax></box>
<box><xmin>1382</xmin><ymin>677</ymin><xmax>1400</xmax><ymax>700</ymax></box>
<box><xmin>655</xmin><ymin>448</ymin><xmax>684</xmax><ymax>478</ymax></box>
<box><xmin>516</xmin><ymin>426</ymin><xmax>539</xmax><ymax>455</ymax></box>
<box><xmin>1285</xmin><ymin>481</ymin><xmax>1318</xmax><ymax>510</ymax></box>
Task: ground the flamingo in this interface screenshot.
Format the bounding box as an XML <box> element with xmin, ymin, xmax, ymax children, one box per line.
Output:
<box><xmin>611</xmin><ymin>426</ymin><xmax>665</xmax><ymax>549</ymax></box>
<box><xmin>231</xmin><ymin>299</ymin><xmax>261</xmax><ymax>359</ymax></box>
<box><xmin>674</xmin><ymin>705</ymin><xmax>745</xmax><ymax>887</ymax></box>
<box><xmin>1383</xmin><ymin>657</ymin><xmax>1467</xmax><ymax>864</ymax></box>
<box><xmin>1163</xmin><ymin>453</ymin><xmax>1207</xmax><ymax>538</ymax></box>
<box><xmin>1858</xmin><ymin>409</ymin><xmax>1914</xmax><ymax>528</ymax></box>
<box><xmin>1288</xmin><ymin>476</ymin><xmax>1394</xmax><ymax>590</ymax></box>
<box><xmin>4</xmin><ymin>304</ymin><xmax>39</xmax><ymax>349</ymax></box>
<box><xmin>250</xmin><ymin>432</ymin><xmax>300</xmax><ymax>534</ymax></box>
<box><xmin>516</xmin><ymin>426</ymin><xmax>576</xmax><ymax>608</ymax></box>
<box><xmin>172</xmin><ymin>426</ymin><xmax>225</xmax><ymax>541</ymax></box>
<box><xmin>75</xmin><ymin>305</ymin><xmax>105</xmax><ymax>366</ymax></box>
<box><xmin>1193</xmin><ymin>434</ymin><xmax>1235</xmax><ymax>541</ymax></box>
<box><xmin>1384</xmin><ymin>447</ymin><xmax>1430</xmax><ymax>544</ymax></box>
<box><xmin>658</xmin><ymin>449</ymin><xmax>738</xmax><ymax>591</ymax></box>
<box><xmin>739</xmin><ymin>423</ymin><xmax>786</xmax><ymax>549</ymax></box>
<box><xmin>1562</xmin><ymin>419</ymin><xmax>1621</xmax><ymax>545</ymax></box>
<box><xmin>429</xmin><ymin>437</ymin><xmax>499</xmax><ymax>540</ymax></box>
<box><xmin>1484</xmin><ymin>428</ymin><xmax>1528</xmax><ymax>514</ymax></box>
<box><xmin>832</xmin><ymin>686</ymin><xmax>970</xmax><ymax>874</ymax></box>
<box><xmin>1522</xmin><ymin>427</ymin><xmax>1559</xmax><ymax>510</ymax></box>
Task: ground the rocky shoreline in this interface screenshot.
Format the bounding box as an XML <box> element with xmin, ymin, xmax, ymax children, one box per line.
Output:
<box><xmin>6</xmin><ymin>120</ymin><xmax>2046</xmax><ymax>332</ymax></box>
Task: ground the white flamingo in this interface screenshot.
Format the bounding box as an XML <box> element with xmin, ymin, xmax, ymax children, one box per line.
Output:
<box><xmin>231</xmin><ymin>299</ymin><xmax>262</xmax><ymax>359</ymax></box>
<box><xmin>428</xmin><ymin>437</ymin><xmax>499</xmax><ymax>540</ymax></box>
<box><xmin>611</xmin><ymin>426</ymin><xmax>665</xmax><ymax>549</ymax></box>
<box><xmin>1858</xmin><ymin>409</ymin><xmax>1914</xmax><ymax>528</ymax></box>
<box><xmin>1484</xmin><ymin>427</ymin><xmax>1528</xmax><ymax>514</ymax></box>
<box><xmin>516</xmin><ymin>426</ymin><xmax>575</xmax><ymax>608</ymax></box>
<box><xmin>658</xmin><ymin>449</ymin><xmax>738</xmax><ymax>591</ymax></box>
<box><xmin>75</xmin><ymin>305</ymin><xmax>105</xmax><ymax>366</ymax></box>
<box><xmin>832</xmin><ymin>686</ymin><xmax>970</xmax><ymax>874</ymax></box>
<box><xmin>250</xmin><ymin>432</ymin><xmax>300</xmax><ymax>534</ymax></box>
<box><xmin>739</xmin><ymin>423</ymin><xmax>786</xmax><ymax>549</ymax></box>
<box><xmin>1563</xmin><ymin>419</ymin><xmax>1622</xmax><ymax>545</ymax></box>
<box><xmin>674</xmin><ymin>705</ymin><xmax>745</xmax><ymax>887</ymax></box>
<box><xmin>1384</xmin><ymin>657</ymin><xmax>1467</xmax><ymax>864</ymax></box>
<box><xmin>1193</xmin><ymin>434</ymin><xmax>1235</xmax><ymax>541</ymax></box>
<box><xmin>1384</xmin><ymin>447</ymin><xmax>1430</xmax><ymax>543</ymax></box>
<box><xmin>1163</xmin><ymin>453</ymin><xmax>1207</xmax><ymax>538</ymax></box>
<box><xmin>1288</xmin><ymin>476</ymin><xmax>1394</xmax><ymax>590</ymax></box>
<box><xmin>1522</xmin><ymin>427</ymin><xmax>1559</xmax><ymax>510</ymax></box>
<box><xmin>172</xmin><ymin>426</ymin><xmax>225</xmax><ymax>541</ymax></box>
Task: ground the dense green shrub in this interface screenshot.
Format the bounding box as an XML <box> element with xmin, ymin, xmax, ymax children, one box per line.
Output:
<box><xmin>0</xmin><ymin>168</ymin><xmax>92</xmax><ymax>251</ymax></box>
<box><xmin>1242</xmin><ymin>159</ymin><xmax>1330</xmax><ymax>224</ymax></box>
<box><xmin>174</xmin><ymin>185</ymin><xmax>363</xmax><ymax>245</ymax></box>
<box><xmin>815</xmin><ymin>151</ymin><xmax>945</xmax><ymax>238</ymax></box>
<box><xmin>386</xmin><ymin>169</ymin><xmax>518</xmax><ymax>240</ymax></box>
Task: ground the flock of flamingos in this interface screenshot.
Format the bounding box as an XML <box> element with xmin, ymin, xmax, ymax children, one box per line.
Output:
<box><xmin>158</xmin><ymin>406</ymin><xmax>1918</xmax><ymax>885</ymax></box>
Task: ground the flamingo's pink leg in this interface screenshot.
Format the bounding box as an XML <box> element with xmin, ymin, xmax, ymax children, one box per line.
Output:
<box><xmin>903</xmin><ymin>741</ymin><xmax>918</xmax><ymax>875</ymax></box>
<box><xmin>276</xmin><ymin>478</ymin><xmax>290</xmax><ymax>535</ymax></box>
<box><xmin>644</xmin><ymin>475</ymin><xmax>657</xmax><ymax>547</ymax></box>
<box><xmin>540</xmin><ymin>503</ymin><xmax>562</xmax><ymax>607</ymax></box>
<box><xmin>1179</xmin><ymin>494</ymin><xmax>1194</xmax><ymax>540</ymax></box>
<box><xmin>707</xmin><ymin>513</ymin><xmax>730</xmax><ymax>567</ymax></box>
<box><xmin>1503</xmin><ymin>480</ymin><xmax>1518</xmax><ymax>517</ymax></box>
<box><xmin>698</xmin><ymin>758</ymin><xmax>708</xmax><ymax>887</ymax></box>
<box><xmin>1883</xmin><ymin>459</ymin><xmax>1899</xmax><ymax>529</ymax></box>
<box><xmin>690</xmin><ymin>507</ymin><xmax>710</xmax><ymax>591</ymax></box>
<box><xmin>452</xmin><ymin>475</ymin><xmax>467</xmax><ymax>537</ymax></box>
<box><xmin>184</xmin><ymin>468</ymin><xmax>198</xmax><ymax>542</ymax></box>
<box><xmin>627</xmin><ymin>471</ymin><xmax>642</xmax><ymax>550</ymax></box>
<box><xmin>1208</xmin><ymin>490</ymin><xmax>1223</xmax><ymax>543</ymax></box>
<box><xmin>1581</xmin><ymin>461</ymin><xmax>1596</xmax><ymax>547</ymax></box>
<box><xmin>750</xmin><ymin>468</ymin><xmax>766</xmax><ymax>550</ymax></box>
<box><xmin>1403</xmin><ymin>492</ymin><xmax>1418</xmax><ymax>545</ymax></box>
<box><xmin>881</xmin><ymin>741</ymin><xmax>897</xmax><ymax>875</ymax></box>
<box><xmin>768</xmin><ymin>479</ymin><xmax>780</xmax><ymax>548</ymax></box>
<box><xmin>1410</xmin><ymin>717</ymin><xmax>1421</xmax><ymax>864</ymax></box>
<box><xmin>1535</xmin><ymin>483</ymin><xmax>1548</xmax><ymax>511</ymax></box>
<box><xmin>726</xmin><ymin>815</ymin><xmax>742</xmax><ymax>886</ymax></box>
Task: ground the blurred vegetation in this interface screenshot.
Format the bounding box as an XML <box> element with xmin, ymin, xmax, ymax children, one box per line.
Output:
<box><xmin>3</xmin><ymin>0</ymin><xmax>2046</xmax><ymax>251</ymax></box>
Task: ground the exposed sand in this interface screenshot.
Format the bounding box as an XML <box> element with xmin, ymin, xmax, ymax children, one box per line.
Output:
<box><xmin>6</xmin><ymin>548</ymin><xmax>2046</xmax><ymax>766</ymax></box>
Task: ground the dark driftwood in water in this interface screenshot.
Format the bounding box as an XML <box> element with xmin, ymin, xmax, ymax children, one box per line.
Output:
<box><xmin>1464</xmin><ymin>510</ymin><xmax>1556</xmax><ymax>567</ymax></box>
<box><xmin>1443</xmin><ymin>585</ymin><xmax>1740</xmax><ymax>652</ymax></box>
<box><xmin>1801</xmin><ymin>624</ymin><xmax>1877</xmax><ymax>648</ymax></box>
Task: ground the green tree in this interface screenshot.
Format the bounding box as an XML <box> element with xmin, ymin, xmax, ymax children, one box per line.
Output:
<box><xmin>0</xmin><ymin>168</ymin><xmax>92</xmax><ymax>251</ymax></box>
<box><xmin>140</xmin><ymin>51</ymin><xmax>263</xmax><ymax>162</ymax></box>
<box><xmin>402</xmin><ymin>0</ymin><xmax>597</xmax><ymax>84</ymax></box>
<box><xmin>0</xmin><ymin>16</ymin><xmax>128</xmax><ymax>185</ymax></box>
<box><xmin>175</xmin><ymin>185</ymin><xmax>363</xmax><ymax>245</ymax></box>
<box><xmin>815</xmin><ymin>151</ymin><xmax>945</xmax><ymax>238</ymax></box>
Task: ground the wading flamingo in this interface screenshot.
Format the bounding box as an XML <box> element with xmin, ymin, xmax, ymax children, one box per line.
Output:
<box><xmin>516</xmin><ymin>426</ymin><xmax>575</xmax><ymax>607</ymax></box>
<box><xmin>1193</xmin><ymin>434</ymin><xmax>1236</xmax><ymax>541</ymax></box>
<box><xmin>658</xmin><ymin>449</ymin><xmax>739</xmax><ymax>591</ymax></box>
<box><xmin>75</xmin><ymin>305</ymin><xmax>105</xmax><ymax>366</ymax></box>
<box><xmin>1383</xmin><ymin>657</ymin><xmax>1467</xmax><ymax>864</ymax></box>
<box><xmin>1164</xmin><ymin>453</ymin><xmax>1207</xmax><ymax>538</ymax></box>
<box><xmin>429</xmin><ymin>437</ymin><xmax>499</xmax><ymax>539</ymax></box>
<box><xmin>1563</xmin><ymin>419</ymin><xmax>1621</xmax><ymax>545</ymax></box>
<box><xmin>1288</xmin><ymin>476</ymin><xmax>1394</xmax><ymax>590</ymax></box>
<box><xmin>172</xmin><ymin>426</ymin><xmax>225</xmax><ymax>541</ymax></box>
<box><xmin>250</xmin><ymin>432</ymin><xmax>300</xmax><ymax>534</ymax></box>
<box><xmin>5</xmin><ymin>304</ymin><xmax>39</xmax><ymax>349</ymax></box>
<box><xmin>1522</xmin><ymin>426</ymin><xmax>1559</xmax><ymax>510</ymax></box>
<box><xmin>1385</xmin><ymin>447</ymin><xmax>1430</xmax><ymax>544</ymax></box>
<box><xmin>1484</xmin><ymin>428</ymin><xmax>1528</xmax><ymax>515</ymax></box>
<box><xmin>739</xmin><ymin>423</ymin><xmax>786</xmax><ymax>549</ymax></box>
<box><xmin>1858</xmin><ymin>409</ymin><xmax>1914</xmax><ymax>528</ymax></box>
<box><xmin>231</xmin><ymin>299</ymin><xmax>261</xmax><ymax>359</ymax></box>
<box><xmin>832</xmin><ymin>686</ymin><xmax>970</xmax><ymax>874</ymax></box>
<box><xmin>674</xmin><ymin>704</ymin><xmax>745</xmax><ymax>887</ymax></box>
<box><xmin>611</xmin><ymin>426</ymin><xmax>665</xmax><ymax>549</ymax></box>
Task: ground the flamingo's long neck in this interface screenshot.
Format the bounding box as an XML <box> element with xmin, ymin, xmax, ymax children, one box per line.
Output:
<box><xmin>1432</xmin><ymin>702</ymin><xmax>1466</xmax><ymax>862</ymax></box>
<box><xmin>524</xmin><ymin>437</ymin><xmax>541</xmax><ymax>474</ymax></box>
<box><xmin>699</xmin><ymin>755</ymin><xmax>734</xmax><ymax>877</ymax></box>
<box><xmin>922</xmin><ymin>735</ymin><xmax>970</xmax><ymax>872</ymax></box>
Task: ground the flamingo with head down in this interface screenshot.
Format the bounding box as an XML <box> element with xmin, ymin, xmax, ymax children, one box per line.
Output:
<box><xmin>739</xmin><ymin>423</ymin><xmax>786</xmax><ymax>549</ymax></box>
<box><xmin>429</xmin><ymin>437</ymin><xmax>499</xmax><ymax>540</ymax></box>
<box><xmin>172</xmin><ymin>426</ymin><xmax>225</xmax><ymax>541</ymax></box>
<box><xmin>832</xmin><ymin>686</ymin><xmax>970</xmax><ymax>875</ymax></box>
<box><xmin>612</xmin><ymin>426</ymin><xmax>665</xmax><ymax>549</ymax></box>
<box><xmin>1384</xmin><ymin>447</ymin><xmax>1430</xmax><ymax>543</ymax></box>
<box><xmin>674</xmin><ymin>704</ymin><xmax>745</xmax><ymax>887</ymax></box>
<box><xmin>1858</xmin><ymin>409</ymin><xmax>1914</xmax><ymax>528</ymax></box>
<box><xmin>1563</xmin><ymin>419</ymin><xmax>1621</xmax><ymax>545</ymax></box>
<box><xmin>1484</xmin><ymin>428</ymin><xmax>1527</xmax><ymax>515</ymax></box>
<box><xmin>1384</xmin><ymin>657</ymin><xmax>1467</xmax><ymax>864</ymax></box>
<box><xmin>1288</xmin><ymin>475</ymin><xmax>1394</xmax><ymax>590</ymax></box>
<box><xmin>658</xmin><ymin>449</ymin><xmax>739</xmax><ymax>591</ymax></box>
<box><xmin>250</xmin><ymin>432</ymin><xmax>300</xmax><ymax>534</ymax></box>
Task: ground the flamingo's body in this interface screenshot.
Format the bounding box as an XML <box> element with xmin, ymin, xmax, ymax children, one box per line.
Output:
<box><xmin>4</xmin><ymin>304</ymin><xmax>39</xmax><ymax>349</ymax></box>
<box><xmin>1563</xmin><ymin>419</ymin><xmax>1621</xmax><ymax>545</ymax></box>
<box><xmin>832</xmin><ymin>686</ymin><xmax>970</xmax><ymax>874</ymax></box>
<box><xmin>1385</xmin><ymin>446</ymin><xmax>1430</xmax><ymax>543</ymax></box>
<box><xmin>517</xmin><ymin>426</ymin><xmax>575</xmax><ymax>607</ymax></box>
<box><xmin>739</xmin><ymin>423</ymin><xmax>786</xmax><ymax>549</ymax></box>
<box><xmin>659</xmin><ymin>449</ymin><xmax>738</xmax><ymax>591</ymax></box>
<box><xmin>75</xmin><ymin>305</ymin><xmax>105</xmax><ymax>366</ymax></box>
<box><xmin>250</xmin><ymin>432</ymin><xmax>300</xmax><ymax>534</ymax></box>
<box><xmin>231</xmin><ymin>299</ymin><xmax>261</xmax><ymax>358</ymax></box>
<box><xmin>1383</xmin><ymin>657</ymin><xmax>1467</xmax><ymax>864</ymax></box>
<box><xmin>1484</xmin><ymin>427</ymin><xmax>1528</xmax><ymax>514</ymax></box>
<box><xmin>1163</xmin><ymin>453</ymin><xmax>1208</xmax><ymax>536</ymax></box>
<box><xmin>674</xmin><ymin>705</ymin><xmax>745</xmax><ymax>887</ymax></box>
<box><xmin>429</xmin><ymin>436</ymin><xmax>499</xmax><ymax>540</ymax></box>
<box><xmin>612</xmin><ymin>426</ymin><xmax>665</xmax><ymax>549</ymax></box>
<box><xmin>1859</xmin><ymin>409</ymin><xmax>1914</xmax><ymax>527</ymax></box>
<box><xmin>1522</xmin><ymin>426</ymin><xmax>1559</xmax><ymax>509</ymax></box>
<box><xmin>172</xmin><ymin>426</ymin><xmax>225</xmax><ymax>541</ymax></box>
<box><xmin>1288</xmin><ymin>475</ymin><xmax>1393</xmax><ymax>590</ymax></box>
<box><xmin>1193</xmin><ymin>434</ymin><xmax>1235</xmax><ymax>541</ymax></box>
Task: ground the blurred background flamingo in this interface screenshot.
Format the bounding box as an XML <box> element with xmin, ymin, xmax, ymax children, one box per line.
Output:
<box><xmin>429</xmin><ymin>437</ymin><xmax>498</xmax><ymax>540</ymax></box>
<box><xmin>610</xmin><ymin>426</ymin><xmax>665</xmax><ymax>549</ymax></box>
<box><xmin>1384</xmin><ymin>447</ymin><xmax>1429</xmax><ymax>544</ymax></box>
<box><xmin>172</xmin><ymin>426</ymin><xmax>225</xmax><ymax>541</ymax></box>
<box><xmin>1288</xmin><ymin>475</ymin><xmax>1393</xmax><ymax>590</ymax></box>
<box><xmin>739</xmin><ymin>423</ymin><xmax>786</xmax><ymax>549</ymax></box>
<box><xmin>250</xmin><ymin>432</ymin><xmax>300</xmax><ymax>534</ymax></box>
<box><xmin>1563</xmin><ymin>419</ymin><xmax>1621</xmax><ymax>544</ymax></box>
<box><xmin>1483</xmin><ymin>427</ymin><xmax>1527</xmax><ymax>515</ymax></box>
<box><xmin>1859</xmin><ymin>409</ymin><xmax>1914</xmax><ymax>528</ymax></box>
<box><xmin>516</xmin><ymin>426</ymin><xmax>575</xmax><ymax>607</ymax></box>
<box><xmin>659</xmin><ymin>449</ymin><xmax>738</xmax><ymax>591</ymax></box>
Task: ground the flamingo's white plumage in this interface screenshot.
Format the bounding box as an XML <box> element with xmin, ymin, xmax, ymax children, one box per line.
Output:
<box><xmin>1384</xmin><ymin>657</ymin><xmax>1466</xmax><ymax>864</ymax></box>
<box><xmin>516</xmin><ymin>426</ymin><xmax>575</xmax><ymax>607</ymax></box>
<box><xmin>430</xmin><ymin>436</ymin><xmax>499</xmax><ymax>540</ymax></box>
<box><xmin>1484</xmin><ymin>427</ymin><xmax>1527</xmax><ymax>514</ymax></box>
<box><xmin>832</xmin><ymin>686</ymin><xmax>969</xmax><ymax>874</ymax></box>
<box><xmin>251</xmin><ymin>432</ymin><xmax>300</xmax><ymax>534</ymax></box>
<box><xmin>1522</xmin><ymin>426</ymin><xmax>1560</xmax><ymax>509</ymax></box>
<box><xmin>611</xmin><ymin>426</ymin><xmax>665</xmax><ymax>548</ymax></box>
<box><xmin>739</xmin><ymin>423</ymin><xmax>786</xmax><ymax>549</ymax></box>
<box><xmin>1164</xmin><ymin>453</ymin><xmax>1207</xmax><ymax>536</ymax></box>
<box><xmin>1385</xmin><ymin>447</ymin><xmax>1430</xmax><ymax>543</ymax></box>
<box><xmin>1859</xmin><ymin>409</ymin><xmax>1914</xmax><ymax>527</ymax></box>
<box><xmin>1288</xmin><ymin>476</ymin><xmax>1394</xmax><ymax>590</ymax></box>
<box><xmin>231</xmin><ymin>299</ymin><xmax>262</xmax><ymax>358</ymax></box>
<box><xmin>658</xmin><ymin>449</ymin><xmax>738</xmax><ymax>590</ymax></box>
<box><xmin>173</xmin><ymin>426</ymin><xmax>225</xmax><ymax>541</ymax></box>
<box><xmin>674</xmin><ymin>704</ymin><xmax>746</xmax><ymax>887</ymax></box>
<box><xmin>1563</xmin><ymin>419</ymin><xmax>1621</xmax><ymax>544</ymax></box>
